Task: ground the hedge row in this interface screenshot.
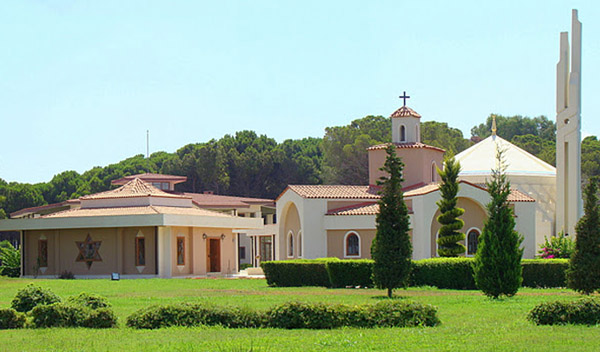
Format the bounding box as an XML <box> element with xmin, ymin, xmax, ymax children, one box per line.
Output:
<box><xmin>528</xmin><ymin>298</ymin><xmax>600</xmax><ymax>325</ymax></box>
<box><xmin>262</xmin><ymin>258</ymin><xmax>569</xmax><ymax>289</ymax></box>
<box><xmin>127</xmin><ymin>300</ymin><xmax>440</xmax><ymax>329</ymax></box>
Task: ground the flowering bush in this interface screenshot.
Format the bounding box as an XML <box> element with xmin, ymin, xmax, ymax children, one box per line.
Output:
<box><xmin>538</xmin><ymin>232</ymin><xmax>575</xmax><ymax>259</ymax></box>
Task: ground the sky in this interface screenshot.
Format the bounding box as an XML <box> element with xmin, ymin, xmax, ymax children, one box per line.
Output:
<box><xmin>1</xmin><ymin>1</ymin><xmax>598</xmax><ymax>184</ymax></box>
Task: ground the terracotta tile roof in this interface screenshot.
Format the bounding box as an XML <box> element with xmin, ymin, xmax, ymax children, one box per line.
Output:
<box><xmin>390</xmin><ymin>106</ymin><xmax>421</xmax><ymax>118</ymax></box>
<box><xmin>283</xmin><ymin>185</ymin><xmax>381</xmax><ymax>200</ymax></box>
<box><xmin>42</xmin><ymin>205</ymin><xmax>232</xmax><ymax>218</ymax></box>
<box><xmin>10</xmin><ymin>200</ymin><xmax>74</xmax><ymax>218</ymax></box>
<box><xmin>507</xmin><ymin>189</ymin><xmax>536</xmax><ymax>202</ymax></box>
<box><xmin>326</xmin><ymin>202</ymin><xmax>380</xmax><ymax>216</ymax></box>
<box><xmin>81</xmin><ymin>178</ymin><xmax>189</xmax><ymax>200</ymax></box>
<box><xmin>111</xmin><ymin>173</ymin><xmax>187</xmax><ymax>185</ymax></box>
<box><xmin>181</xmin><ymin>193</ymin><xmax>275</xmax><ymax>208</ymax></box>
<box><xmin>367</xmin><ymin>142</ymin><xmax>445</xmax><ymax>153</ymax></box>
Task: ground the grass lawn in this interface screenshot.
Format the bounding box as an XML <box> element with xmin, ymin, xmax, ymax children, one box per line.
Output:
<box><xmin>0</xmin><ymin>277</ymin><xmax>598</xmax><ymax>352</ymax></box>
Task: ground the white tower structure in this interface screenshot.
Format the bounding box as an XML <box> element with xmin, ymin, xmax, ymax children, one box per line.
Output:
<box><xmin>391</xmin><ymin>91</ymin><xmax>421</xmax><ymax>144</ymax></box>
<box><xmin>556</xmin><ymin>9</ymin><xmax>583</xmax><ymax>236</ymax></box>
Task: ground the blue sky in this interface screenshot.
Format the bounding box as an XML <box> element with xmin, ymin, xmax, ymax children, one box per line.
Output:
<box><xmin>1</xmin><ymin>1</ymin><xmax>598</xmax><ymax>184</ymax></box>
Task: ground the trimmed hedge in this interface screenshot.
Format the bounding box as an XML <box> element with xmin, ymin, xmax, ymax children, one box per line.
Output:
<box><xmin>127</xmin><ymin>300</ymin><xmax>440</xmax><ymax>329</ymax></box>
<box><xmin>261</xmin><ymin>258</ymin><xmax>339</xmax><ymax>287</ymax></box>
<box><xmin>528</xmin><ymin>298</ymin><xmax>600</xmax><ymax>325</ymax></box>
<box><xmin>11</xmin><ymin>284</ymin><xmax>61</xmax><ymax>312</ymax></box>
<box><xmin>0</xmin><ymin>308</ymin><xmax>26</xmax><ymax>329</ymax></box>
<box><xmin>262</xmin><ymin>258</ymin><xmax>569</xmax><ymax>289</ymax></box>
<box><xmin>30</xmin><ymin>302</ymin><xmax>117</xmax><ymax>328</ymax></box>
<box><xmin>66</xmin><ymin>292</ymin><xmax>111</xmax><ymax>310</ymax></box>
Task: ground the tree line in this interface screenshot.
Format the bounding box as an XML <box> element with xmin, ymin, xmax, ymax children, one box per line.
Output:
<box><xmin>1</xmin><ymin>114</ymin><xmax>599</xmax><ymax>218</ymax></box>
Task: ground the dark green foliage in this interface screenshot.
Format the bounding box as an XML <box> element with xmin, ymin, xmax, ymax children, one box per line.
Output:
<box><xmin>261</xmin><ymin>259</ymin><xmax>338</xmax><ymax>287</ymax></box>
<box><xmin>538</xmin><ymin>232</ymin><xmax>575</xmax><ymax>259</ymax></box>
<box><xmin>126</xmin><ymin>301</ymin><xmax>439</xmax><ymax>330</ymax></box>
<box><xmin>30</xmin><ymin>302</ymin><xmax>117</xmax><ymax>328</ymax></box>
<box><xmin>522</xmin><ymin>259</ymin><xmax>568</xmax><ymax>288</ymax></box>
<box><xmin>471</xmin><ymin>114</ymin><xmax>556</xmax><ymax>144</ymax></box>
<box><xmin>473</xmin><ymin>151</ymin><xmax>523</xmax><ymax>298</ymax></box>
<box><xmin>0</xmin><ymin>308</ymin><xmax>26</xmax><ymax>329</ymax></box>
<box><xmin>420</xmin><ymin>121</ymin><xmax>472</xmax><ymax>157</ymax></box>
<box><xmin>58</xmin><ymin>270</ymin><xmax>75</xmax><ymax>279</ymax></box>
<box><xmin>528</xmin><ymin>298</ymin><xmax>600</xmax><ymax>325</ymax></box>
<box><xmin>0</xmin><ymin>241</ymin><xmax>20</xmax><ymax>278</ymax></box>
<box><xmin>126</xmin><ymin>303</ymin><xmax>265</xmax><ymax>329</ymax></box>
<box><xmin>372</xmin><ymin>145</ymin><xmax>412</xmax><ymax>297</ymax></box>
<box><xmin>410</xmin><ymin>258</ymin><xmax>476</xmax><ymax>289</ymax></box>
<box><xmin>436</xmin><ymin>158</ymin><xmax>466</xmax><ymax>257</ymax></box>
<box><xmin>82</xmin><ymin>308</ymin><xmax>119</xmax><ymax>328</ymax></box>
<box><xmin>326</xmin><ymin>259</ymin><xmax>373</xmax><ymax>288</ymax></box>
<box><xmin>11</xmin><ymin>284</ymin><xmax>61</xmax><ymax>312</ymax></box>
<box><xmin>66</xmin><ymin>292</ymin><xmax>111</xmax><ymax>310</ymax></box>
<box><xmin>567</xmin><ymin>178</ymin><xmax>600</xmax><ymax>294</ymax></box>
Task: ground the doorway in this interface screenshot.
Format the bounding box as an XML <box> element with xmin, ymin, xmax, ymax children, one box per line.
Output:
<box><xmin>207</xmin><ymin>238</ymin><xmax>221</xmax><ymax>272</ymax></box>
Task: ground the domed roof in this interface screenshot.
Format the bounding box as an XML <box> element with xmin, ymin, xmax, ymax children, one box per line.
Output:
<box><xmin>455</xmin><ymin>135</ymin><xmax>555</xmax><ymax>177</ymax></box>
<box><xmin>390</xmin><ymin>106</ymin><xmax>421</xmax><ymax>118</ymax></box>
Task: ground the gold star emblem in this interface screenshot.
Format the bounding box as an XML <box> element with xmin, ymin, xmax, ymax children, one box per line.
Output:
<box><xmin>75</xmin><ymin>234</ymin><xmax>102</xmax><ymax>269</ymax></box>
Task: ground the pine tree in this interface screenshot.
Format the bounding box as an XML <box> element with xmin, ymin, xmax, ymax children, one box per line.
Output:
<box><xmin>567</xmin><ymin>177</ymin><xmax>600</xmax><ymax>294</ymax></box>
<box><xmin>473</xmin><ymin>150</ymin><xmax>523</xmax><ymax>298</ymax></box>
<box><xmin>436</xmin><ymin>158</ymin><xmax>466</xmax><ymax>257</ymax></box>
<box><xmin>371</xmin><ymin>145</ymin><xmax>412</xmax><ymax>298</ymax></box>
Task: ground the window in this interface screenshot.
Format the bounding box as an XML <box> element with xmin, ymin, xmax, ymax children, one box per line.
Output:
<box><xmin>431</xmin><ymin>162</ymin><xmax>437</xmax><ymax>182</ymax></box>
<box><xmin>239</xmin><ymin>246</ymin><xmax>246</xmax><ymax>260</ymax></box>
<box><xmin>297</xmin><ymin>231</ymin><xmax>303</xmax><ymax>258</ymax></box>
<box><xmin>400</xmin><ymin>125</ymin><xmax>406</xmax><ymax>142</ymax></box>
<box><xmin>177</xmin><ymin>237</ymin><xmax>185</xmax><ymax>265</ymax></box>
<box><xmin>287</xmin><ymin>231</ymin><xmax>294</xmax><ymax>258</ymax></box>
<box><xmin>162</xmin><ymin>182</ymin><xmax>169</xmax><ymax>190</ymax></box>
<box><xmin>467</xmin><ymin>229</ymin><xmax>480</xmax><ymax>255</ymax></box>
<box><xmin>38</xmin><ymin>239</ymin><xmax>48</xmax><ymax>268</ymax></box>
<box><xmin>344</xmin><ymin>232</ymin><xmax>360</xmax><ymax>257</ymax></box>
<box><xmin>136</xmin><ymin>237</ymin><xmax>146</xmax><ymax>266</ymax></box>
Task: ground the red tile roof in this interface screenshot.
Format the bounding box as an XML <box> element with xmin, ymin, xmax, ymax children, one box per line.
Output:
<box><xmin>181</xmin><ymin>192</ymin><xmax>275</xmax><ymax>208</ymax></box>
<box><xmin>111</xmin><ymin>173</ymin><xmax>187</xmax><ymax>185</ymax></box>
<box><xmin>281</xmin><ymin>185</ymin><xmax>381</xmax><ymax>200</ymax></box>
<box><xmin>507</xmin><ymin>189</ymin><xmax>536</xmax><ymax>202</ymax></box>
<box><xmin>367</xmin><ymin>142</ymin><xmax>445</xmax><ymax>153</ymax></box>
<box><xmin>9</xmin><ymin>200</ymin><xmax>77</xmax><ymax>218</ymax></box>
<box><xmin>390</xmin><ymin>106</ymin><xmax>421</xmax><ymax>118</ymax></box>
<box><xmin>42</xmin><ymin>205</ymin><xmax>232</xmax><ymax>218</ymax></box>
<box><xmin>81</xmin><ymin>178</ymin><xmax>190</xmax><ymax>200</ymax></box>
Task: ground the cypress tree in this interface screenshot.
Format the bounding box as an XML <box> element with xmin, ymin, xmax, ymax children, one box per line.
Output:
<box><xmin>567</xmin><ymin>177</ymin><xmax>600</xmax><ymax>294</ymax></box>
<box><xmin>436</xmin><ymin>158</ymin><xmax>466</xmax><ymax>257</ymax></box>
<box><xmin>371</xmin><ymin>145</ymin><xmax>412</xmax><ymax>298</ymax></box>
<box><xmin>473</xmin><ymin>150</ymin><xmax>523</xmax><ymax>298</ymax></box>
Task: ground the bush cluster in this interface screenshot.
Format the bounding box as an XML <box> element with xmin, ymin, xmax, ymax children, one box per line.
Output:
<box><xmin>0</xmin><ymin>308</ymin><xmax>26</xmax><ymax>329</ymax></box>
<box><xmin>11</xmin><ymin>284</ymin><xmax>61</xmax><ymax>312</ymax></box>
<box><xmin>262</xmin><ymin>258</ymin><xmax>569</xmax><ymax>289</ymax></box>
<box><xmin>528</xmin><ymin>298</ymin><xmax>600</xmax><ymax>325</ymax></box>
<box><xmin>127</xmin><ymin>300</ymin><xmax>440</xmax><ymax>329</ymax></box>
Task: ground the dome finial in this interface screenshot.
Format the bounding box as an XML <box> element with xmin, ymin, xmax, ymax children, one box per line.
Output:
<box><xmin>491</xmin><ymin>115</ymin><xmax>497</xmax><ymax>136</ymax></box>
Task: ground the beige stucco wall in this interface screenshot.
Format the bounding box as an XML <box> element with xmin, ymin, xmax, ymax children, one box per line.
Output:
<box><xmin>429</xmin><ymin>197</ymin><xmax>487</xmax><ymax>257</ymax></box>
<box><xmin>327</xmin><ymin>229</ymin><xmax>413</xmax><ymax>259</ymax></box>
<box><xmin>281</xmin><ymin>202</ymin><xmax>301</xmax><ymax>259</ymax></box>
<box><xmin>368</xmin><ymin>147</ymin><xmax>444</xmax><ymax>187</ymax></box>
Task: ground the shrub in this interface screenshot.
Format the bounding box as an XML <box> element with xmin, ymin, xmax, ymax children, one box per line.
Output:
<box><xmin>411</xmin><ymin>258</ymin><xmax>476</xmax><ymax>289</ymax></box>
<box><xmin>30</xmin><ymin>302</ymin><xmax>117</xmax><ymax>328</ymax></box>
<box><xmin>58</xmin><ymin>270</ymin><xmax>75</xmax><ymax>279</ymax></box>
<box><xmin>521</xmin><ymin>259</ymin><xmax>568</xmax><ymax>288</ymax></box>
<box><xmin>239</xmin><ymin>263</ymin><xmax>253</xmax><ymax>271</ymax></box>
<box><xmin>362</xmin><ymin>300</ymin><xmax>440</xmax><ymax>327</ymax></box>
<box><xmin>66</xmin><ymin>292</ymin><xmax>110</xmax><ymax>309</ymax></box>
<box><xmin>11</xmin><ymin>284</ymin><xmax>61</xmax><ymax>312</ymax></box>
<box><xmin>261</xmin><ymin>259</ymin><xmax>338</xmax><ymax>287</ymax></box>
<box><xmin>538</xmin><ymin>232</ymin><xmax>575</xmax><ymax>259</ymax></box>
<box><xmin>266</xmin><ymin>301</ymin><xmax>345</xmax><ymax>329</ymax></box>
<box><xmin>0</xmin><ymin>243</ymin><xmax>20</xmax><ymax>278</ymax></box>
<box><xmin>0</xmin><ymin>308</ymin><xmax>26</xmax><ymax>329</ymax></box>
<box><xmin>528</xmin><ymin>298</ymin><xmax>600</xmax><ymax>325</ymax></box>
<box><xmin>326</xmin><ymin>260</ymin><xmax>373</xmax><ymax>288</ymax></box>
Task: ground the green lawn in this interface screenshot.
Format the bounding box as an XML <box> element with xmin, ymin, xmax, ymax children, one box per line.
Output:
<box><xmin>0</xmin><ymin>277</ymin><xmax>598</xmax><ymax>351</ymax></box>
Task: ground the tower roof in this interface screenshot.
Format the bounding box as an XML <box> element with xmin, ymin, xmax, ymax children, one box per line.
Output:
<box><xmin>390</xmin><ymin>106</ymin><xmax>421</xmax><ymax>118</ymax></box>
<box><xmin>455</xmin><ymin>135</ymin><xmax>556</xmax><ymax>177</ymax></box>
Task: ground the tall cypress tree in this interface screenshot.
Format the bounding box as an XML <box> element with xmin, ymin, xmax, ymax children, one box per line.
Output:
<box><xmin>473</xmin><ymin>150</ymin><xmax>523</xmax><ymax>298</ymax></box>
<box><xmin>371</xmin><ymin>145</ymin><xmax>412</xmax><ymax>298</ymax></box>
<box><xmin>436</xmin><ymin>158</ymin><xmax>466</xmax><ymax>257</ymax></box>
<box><xmin>567</xmin><ymin>177</ymin><xmax>600</xmax><ymax>294</ymax></box>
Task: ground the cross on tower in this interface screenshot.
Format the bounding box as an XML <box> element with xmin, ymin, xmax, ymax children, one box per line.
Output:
<box><xmin>399</xmin><ymin>91</ymin><xmax>410</xmax><ymax>106</ymax></box>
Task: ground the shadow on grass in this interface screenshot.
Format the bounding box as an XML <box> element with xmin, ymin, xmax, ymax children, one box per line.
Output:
<box><xmin>370</xmin><ymin>295</ymin><xmax>408</xmax><ymax>300</ymax></box>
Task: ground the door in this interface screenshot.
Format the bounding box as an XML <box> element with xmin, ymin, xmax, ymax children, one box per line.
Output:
<box><xmin>207</xmin><ymin>238</ymin><xmax>221</xmax><ymax>272</ymax></box>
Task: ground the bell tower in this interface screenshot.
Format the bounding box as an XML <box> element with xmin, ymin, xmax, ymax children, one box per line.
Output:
<box><xmin>391</xmin><ymin>91</ymin><xmax>421</xmax><ymax>144</ymax></box>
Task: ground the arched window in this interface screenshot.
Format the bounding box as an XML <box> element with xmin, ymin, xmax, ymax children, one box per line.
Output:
<box><xmin>431</xmin><ymin>162</ymin><xmax>437</xmax><ymax>182</ymax></box>
<box><xmin>297</xmin><ymin>231</ymin><xmax>303</xmax><ymax>258</ymax></box>
<box><xmin>400</xmin><ymin>125</ymin><xmax>406</xmax><ymax>142</ymax></box>
<box><xmin>344</xmin><ymin>231</ymin><xmax>361</xmax><ymax>258</ymax></box>
<box><xmin>467</xmin><ymin>229</ymin><xmax>480</xmax><ymax>256</ymax></box>
<box><xmin>287</xmin><ymin>231</ymin><xmax>294</xmax><ymax>258</ymax></box>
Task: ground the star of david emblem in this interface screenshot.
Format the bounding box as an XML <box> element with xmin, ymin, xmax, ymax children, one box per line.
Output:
<box><xmin>75</xmin><ymin>234</ymin><xmax>102</xmax><ymax>269</ymax></box>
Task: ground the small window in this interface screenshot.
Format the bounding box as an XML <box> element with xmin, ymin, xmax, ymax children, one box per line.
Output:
<box><xmin>38</xmin><ymin>239</ymin><xmax>48</xmax><ymax>268</ymax></box>
<box><xmin>162</xmin><ymin>182</ymin><xmax>169</xmax><ymax>190</ymax></box>
<box><xmin>152</xmin><ymin>182</ymin><xmax>162</xmax><ymax>189</ymax></box>
<box><xmin>431</xmin><ymin>162</ymin><xmax>437</xmax><ymax>182</ymax></box>
<box><xmin>345</xmin><ymin>232</ymin><xmax>360</xmax><ymax>257</ymax></box>
<box><xmin>400</xmin><ymin>125</ymin><xmax>406</xmax><ymax>142</ymax></box>
<box><xmin>239</xmin><ymin>246</ymin><xmax>246</xmax><ymax>260</ymax></box>
<box><xmin>287</xmin><ymin>231</ymin><xmax>294</xmax><ymax>258</ymax></box>
<box><xmin>177</xmin><ymin>237</ymin><xmax>185</xmax><ymax>265</ymax></box>
<box><xmin>297</xmin><ymin>231</ymin><xmax>303</xmax><ymax>258</ymax></box>
<box><xmin>136</xmin><ymin>237</ymin><xmax>146</xmax><ymax>266</ymax></box>
<box><xmin>467</xmin><ymin>229</ymin><xmax>480</xmax><ymax>255</ymax></box>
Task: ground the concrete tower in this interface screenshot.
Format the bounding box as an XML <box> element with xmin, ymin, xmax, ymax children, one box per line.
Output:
<box><xmin>391</xmin><ymin>92</ymin><xmax>421</xmax><ymax>144</ymax></box>
<box><xmin>556</xmin><ymin>9</ymin><xmax>583</xmax><ymax>236</ymax></box>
